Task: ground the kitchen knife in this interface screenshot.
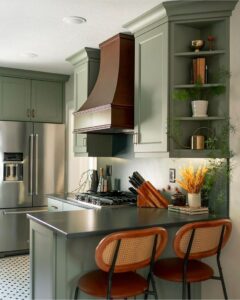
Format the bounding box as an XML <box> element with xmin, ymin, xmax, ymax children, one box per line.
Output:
<box><xmin>133</xmin><ymin>171</ymin><xmax>145</xmax><ymax>184</ymax></box>
<box><xmin>129</xmin><ymin>176</ymin><xmax>141</xmax><ymax>188</ymax></box>
<box><xmin>129</xmin><ymin>187</ymin><xmax>138</xmax><ymax>195</ymax></box>
<box><xmin>129</xmin><ymin>178</ymin><xmax>139</xmax><ymax>189</ymax></box>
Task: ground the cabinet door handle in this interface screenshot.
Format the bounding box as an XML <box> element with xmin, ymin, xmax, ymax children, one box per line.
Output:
<box><xmin>27</xmin><ymin>109</ymin><xmax>31</xmax><ymax>118</ymax></box>
<box><xmin>31</xmin><ymin>109</ymin><xmax>35</xmax><ymax>118</ymax></box>
<box><xmin>133</xmin><ymin>132</ymin><xmax>139</xmax><ymax>144</ymax></box>
<box><xmin>83</xmin><ymin>137</ymin><xmax>87</xmax><ymax>147</ymax></box>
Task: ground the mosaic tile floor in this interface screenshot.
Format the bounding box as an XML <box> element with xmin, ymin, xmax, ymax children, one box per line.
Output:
<box><xmin>0</xmin><ymin>255</ymin><xmax>30</xmax><ymax>300</ymax></box>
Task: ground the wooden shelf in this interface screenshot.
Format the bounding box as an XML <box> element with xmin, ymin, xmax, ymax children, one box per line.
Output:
<box><xmin>174</xmin><ymin>50</ymin><xmax>225</xmax><ymax>57</ymax></box>
<box><xmin>174</xmin><ymin>83</ymin><xmax>223</xmax><ymax>89</ymax></box>
<box><xmin>173</xmin><ymin>116</ymin><xmax>225</xmax><ymax>121</ymax></box>
<box><xmin>170</xmin><ymin>149</ymin><xmax>223</xmax><ymax>158</ymax></box>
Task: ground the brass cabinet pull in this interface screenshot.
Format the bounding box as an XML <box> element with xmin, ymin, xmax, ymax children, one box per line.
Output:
<box><xmin>31</xmin><ymin>109</ymin><xmax>35</xmax><ymax>118</ymax></box>
<box><xmin>27</xmin><ymin>109</ymin><xmax>31</xmax><ymax>118</ymax></box>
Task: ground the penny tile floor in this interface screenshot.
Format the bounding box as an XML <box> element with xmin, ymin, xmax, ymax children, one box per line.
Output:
<box><xmin>0</xmin><ymin>255</ymin><xmax>30</xmax><ymax>300</ymax></box>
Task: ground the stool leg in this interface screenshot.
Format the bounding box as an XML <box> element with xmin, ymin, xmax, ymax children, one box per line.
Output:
<box><xmin>150</xmin><ymin>274</ymin><xmax>158</xmax><ymax>300</ymax></box>
<box><xmin>187</xmin><ymin>283</ymin><xmax>191</xmax><ymax>300</ymax></box>
<box><xmin>182</xmin><ymin>280</ymin><xmax>186</xmax><ymax>300</ymax></box>
<box><xmin>144</xmin><ymin>273</ymin><xmax>158</xmax><ymax>300</ymax></box>
<box><xmin>217</xmin><ymin>257</ymin><xmax>228</xmax><ymax>299</ymax></box>
<box><xmin>74</xmin><ymin>287</ymin><xmax>79</xmax><ymax>300</ymax></box>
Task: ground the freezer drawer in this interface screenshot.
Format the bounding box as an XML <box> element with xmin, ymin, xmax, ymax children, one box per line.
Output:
<box><xmin>0</xmin><ymin>207</ymin><xmax>47</xmax><ymax>254</ymax></box>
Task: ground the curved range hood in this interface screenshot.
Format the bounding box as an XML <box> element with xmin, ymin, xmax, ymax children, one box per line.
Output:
<box><xmin>74</xmin><ymin>33</ymin><xmax>134</xmax><ymax>134</ymax></box>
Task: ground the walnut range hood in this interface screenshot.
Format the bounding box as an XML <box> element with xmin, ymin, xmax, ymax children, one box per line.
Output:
<box><xmin>74</xmin><ymin>33</ymin><xmax>134</xmax><ymax>134</ymax></box>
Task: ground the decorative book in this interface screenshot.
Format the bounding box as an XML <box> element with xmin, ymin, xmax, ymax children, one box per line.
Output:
<box><xmin>192</xmin><ymin>57</ymin><xmax>206</xmax><ymax>84</ymax></box>
<box><xmin>168</xmin><ymin>205</ymin><xmax>209</xmax><ymax>215</ymax></box>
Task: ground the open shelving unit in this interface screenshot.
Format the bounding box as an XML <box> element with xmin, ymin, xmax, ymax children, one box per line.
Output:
<box><xmin>169</xmin><ymin>18</ymin><xmax>230</xmax><ymax>158</ymax></box>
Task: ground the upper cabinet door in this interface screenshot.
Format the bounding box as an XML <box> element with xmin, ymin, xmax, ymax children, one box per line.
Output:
<box><xmin>74</xmin><ymin>63</ymin><xmax>89</xmax><ymax>154</ymax></box>
<box><xmin>0</xmin><ymin>76</ymin><xmax>31</xmax><ymax>121</ymax></box>
<box><xmin>134</xmin><ymin>24</ymin><xmax>168</xmax><ymax>156</ymax></box>
<box><xmin>31</xmin><ymin>80</ymin><xmax>63</xmax><ymax>123</ymax></box>
<box><xmin>74</xmin><ymin>64</ymin><xmax>88</xmax><ymax>112</ymax></box>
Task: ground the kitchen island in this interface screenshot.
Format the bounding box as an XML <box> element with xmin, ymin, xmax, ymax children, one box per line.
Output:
<box><xmin>28</xmin><ymin>208</ymin><xmax>224</xmax><ymax>299</ymax></box>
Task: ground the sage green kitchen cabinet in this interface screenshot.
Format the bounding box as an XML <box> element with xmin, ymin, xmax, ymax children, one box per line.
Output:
<box><xmin>133</xmin><ymin>23</ymin><xmax>168</xmax><ymax>157</ymax></box>
<box><xmin>31</xmin><ymin>80</ymin><xmax>63</xmax><ymax>123</ymax></box>
<box><xmin>0</xmin><ymin>67</ymin><xmax>68</xmax><ymax>123</ymax></box>
<box><xmin>48</xmin><ymin>198</ymin><xmax>63</xmax><ymax>212</ymax></box>
<box><xmin>67</xmin><ymin>48</ymin><xmax>100</xmax><ymax>156</ymax></box>
<box><xmin>48</xmin><ymin>197</ymin><xmax>85</xmax><ymax>212</ymax></box>
<box><xmin>62</xmin><ymin>202</ymin><xmax>85</xmax><ymax>211</ymax></box>
<box><xmin>0</xmin><ymin>76</ymin><xmax>31</xmax><ymax>121</ymax></box>
<box><xmin>124</xmin><ymin>0</ymin><xmax>237</xmax><ymax>158</ymax></box>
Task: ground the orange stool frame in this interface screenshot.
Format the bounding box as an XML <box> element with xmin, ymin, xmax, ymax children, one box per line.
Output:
<box><xmin>153</xmin><ymin>219</ymin><xmax>232</xmax><ymax>300</ymax></box>
<box><xmin>74</xmin><ymin>227</ymin><xmax>168</xmax><ymax>299</ymax></box>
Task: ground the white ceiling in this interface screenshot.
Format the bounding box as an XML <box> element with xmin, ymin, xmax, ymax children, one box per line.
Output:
<box><xmin>0</xmin><ymin>0</ymin><xmax>162</xmax><ymax>75</ymax></box>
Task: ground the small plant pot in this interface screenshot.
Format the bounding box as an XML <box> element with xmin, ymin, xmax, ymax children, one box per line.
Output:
<box><xmin>188</xmin><ymin>193</ymin><xmax>201</xmax><ymax>208</ymax></box>
<box><xmin>191</xmin><ymin>100</ymin><xmax>208</xmax><ymax>117</ymax></box>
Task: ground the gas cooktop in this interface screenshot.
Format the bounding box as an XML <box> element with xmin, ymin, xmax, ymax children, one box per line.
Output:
<box><xmin>68</xmin><ymin>191</ymin><xmax>137</xmax><ymax>208</ymax></box>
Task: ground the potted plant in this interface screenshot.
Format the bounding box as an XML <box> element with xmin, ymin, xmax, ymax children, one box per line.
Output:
<box><xmin>176</xmin><ymin>164</ymin><xmax>208</xmax><ymax>208</ymax></box>
<box><xmin>173</xmin><ymin>69</ymin><xmax>229</xmax><ymax>117</ymax></box>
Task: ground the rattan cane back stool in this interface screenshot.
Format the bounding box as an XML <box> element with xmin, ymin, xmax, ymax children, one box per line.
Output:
<box><xmin>74</xmin><ymin>226</ymin><xmax>168</xmax><ymax>299</ymax></box>
<box><xmin>153</xmin><ymin>219</ymin><xmax>232</xmax><ymax>300</ymax></box>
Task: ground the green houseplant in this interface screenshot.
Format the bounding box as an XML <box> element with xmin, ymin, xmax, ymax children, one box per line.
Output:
<box><xmin>173</xmin><ymin>69</ymin><xmax>230</xmax><ymax>117</ymax></box>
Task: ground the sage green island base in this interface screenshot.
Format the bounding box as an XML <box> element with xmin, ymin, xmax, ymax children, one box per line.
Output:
<box><xmin>28</xmin><ymin>208</ymin><xmax>223</xmax><ymax>299</ymax></box>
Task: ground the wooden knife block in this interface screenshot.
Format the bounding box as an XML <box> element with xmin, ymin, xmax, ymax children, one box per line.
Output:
<box><xmin>137</xmin><ymin>181</ymin><xmax>169</xmax><ymax>208</ymax></box>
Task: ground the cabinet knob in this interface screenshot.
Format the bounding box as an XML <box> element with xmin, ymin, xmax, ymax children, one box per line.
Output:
<box><xmin>27</xmin><ymin>109</ymin><xmax>31</xmax><ymax>118</ymax></box>
<box><xmin>133</xmin><ymin>132</ymin><xmax>139</xmax><ymax>144</ymax></box>
<box><xmin>31</xmin><ymin>109</ymin><xmax>35</xmax><ymax>118</ymax></box>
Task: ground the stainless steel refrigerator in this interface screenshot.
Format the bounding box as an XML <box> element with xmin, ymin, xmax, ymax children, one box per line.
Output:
<box><xmin>0</xmin><ymin>121</ymin><xmax>65</xmax><ymax>255</ymax></box>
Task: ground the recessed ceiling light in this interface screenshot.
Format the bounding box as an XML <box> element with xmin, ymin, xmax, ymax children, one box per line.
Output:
<box><xmin>21</xmin><ymin>52</ymin><xmax>38</xmax><ymax>58</ymax></box>
<box><xmin>63</xmin><ymin>16</ymin><xmax>87</xmax><ymax>25</ymax></box>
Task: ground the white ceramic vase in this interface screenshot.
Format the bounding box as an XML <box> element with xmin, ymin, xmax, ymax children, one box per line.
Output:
<box><xmin>188</xmin><ymin>193</ymin><xmax>201</xmax><ymax>208</ymax></box>
<box><xmin>191</xmin><ymin>100</ymin><xmax>208</xmax><ymax>117</ymax></box>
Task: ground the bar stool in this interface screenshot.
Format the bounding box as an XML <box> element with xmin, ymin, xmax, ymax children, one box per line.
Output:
<box><xmin>74</xmin><ymin>227</ymin><xmax>168</xmax><ymax>299</ymax></box>
<box><xmin>153</xmin><ymin>219</ymin><xmax>232</xmax><ymax>300</ymax></box>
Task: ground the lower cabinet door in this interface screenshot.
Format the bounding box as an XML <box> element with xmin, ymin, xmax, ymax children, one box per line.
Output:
<box><xmin>62</xmin><ymin>202</ymin><xmax>85</xmax><ymax>211</ymax></box>
<box><xmin>47</xmin><ymin>198</ymin><xmax>63</xmax><ymax>212</ymax></box>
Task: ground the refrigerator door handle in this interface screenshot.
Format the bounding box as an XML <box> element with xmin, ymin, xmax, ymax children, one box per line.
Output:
<box><xmin>2</xmin><ymin>209</ymin><xmax>48</xmax><ymax>215</ymax></box>
<box><xmin>28</xmin><ymin>134</ymin><xmax>34</xmax><ymax>195</ymax></box>
<box><xmin>34</xmin><ymin>133</ymin><xmax>39</xmax><ymax>195</ymax></box>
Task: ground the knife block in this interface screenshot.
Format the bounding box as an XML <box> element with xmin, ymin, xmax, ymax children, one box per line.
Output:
<box><xmin>136</xmin><ymin>181</ymin><xmax>169</xmax><ymax>208</ymax></box>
